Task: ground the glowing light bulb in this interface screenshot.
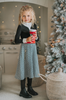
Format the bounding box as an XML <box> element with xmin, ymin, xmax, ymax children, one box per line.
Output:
<box><xmin>2</xmin><ymin>21</ymin><xmax>4</xmax><ymax>23</ymax></box>
<box><xmin>60</xmin><ymin>4</ymin><xmax>63</xmax><ymax>7</ymax></box>
<box><xmin>38</xmin><ymin>6</ymin><xmax>40</xmax><ymax>8</ymax></box>
<box><xmin>2</xmin><ymin>7</ymin><xmax>4</xmax><ymax>9</ymax></box>
<box><xmin>39</xmin><ymin>31</ymin><xmax>41</xmax><ymax>33</ymax></box>
<box><xmin>15</xmin><ymin>5</ymin><xmax>17</xmax><ymax>7</ymax></box>
<box><xmin>37</xmin><ymin>26</ymin><xmax>39</xmax><ymax>28</ymax></box>
<box><xmin>39</xmin><ymin>16</ymin><xmax>41</xmax><ymax>18</ymax></box>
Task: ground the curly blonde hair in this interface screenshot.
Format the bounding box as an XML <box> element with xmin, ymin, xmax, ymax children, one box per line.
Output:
<box><xmin>18</xmin><ymin>5</ymin><xmax>36</xmax><ymax>27</ymax></box>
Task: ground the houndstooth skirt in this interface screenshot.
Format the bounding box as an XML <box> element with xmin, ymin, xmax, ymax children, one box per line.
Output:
<box><xmin>15</xmin><ymin>43</ymin><xmax>40</xmax><ymax>80</ymax></box>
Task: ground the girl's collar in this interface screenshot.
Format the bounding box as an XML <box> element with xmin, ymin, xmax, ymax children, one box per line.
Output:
<box><xmin>22</xmin><ymin>22</ymin><xmax>32</xmax><ymax>29</ymax></box>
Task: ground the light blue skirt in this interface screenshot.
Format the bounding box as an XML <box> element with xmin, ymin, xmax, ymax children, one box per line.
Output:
<box><xmin>15</xmin><ymin>43</ymin><xmax>40</xmax><ymax>80</ymax></box>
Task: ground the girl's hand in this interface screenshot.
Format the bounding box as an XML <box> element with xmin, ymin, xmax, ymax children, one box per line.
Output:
<box><xmin>35</xmin><ymin>31</ymin><xmax>37</xmax><ymax>39</ymax></box>
<box><xmin>26</xmin><ymin>36</ymin><xmax>32</xmax><ymax>42</ymax></box>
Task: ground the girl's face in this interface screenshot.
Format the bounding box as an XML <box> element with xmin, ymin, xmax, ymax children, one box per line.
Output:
<box><xmin>22</xmin><ymin>10</ymin><xmax>32</xmax><ymax>23</ymax></box>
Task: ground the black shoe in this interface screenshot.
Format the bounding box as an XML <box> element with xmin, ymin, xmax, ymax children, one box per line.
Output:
<box><xmin>19</xmin><ymin>88</ymin><xmax>32</xmax><ymax>98</ymax></box>
<box><xmin>28</xmin><ymin>86</ymin><xmax>38</xmax><ymax>96</ymax></box>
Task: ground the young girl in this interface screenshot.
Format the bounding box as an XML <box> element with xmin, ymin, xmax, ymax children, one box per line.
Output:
<box><xmin>15</xmin><ymin>5</ymin><xmax>40</xmax><ymax>98</ymax></box>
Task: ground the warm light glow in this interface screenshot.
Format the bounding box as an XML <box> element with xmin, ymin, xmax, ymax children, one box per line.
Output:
<box><xmin>52</xmin><ymin>46</ymin><xmax>54</xmax><ymax>48</ymax></box>
<box><xmin>60</xmin><ymin>4</ymin><xmax>63</xmax><ymax>7</ymax></box>
<box><xmin>1</xmin><ymin>24</ymin><xmax>5</xmax><ymax>29</ymax></box>
<box><xmin>2</xmin><ymin>7</ymin><xmax>4</xmax><ymax>9</ymax></box>
<box><xmin>13</xmin><ymin>15</ymin><xmax>14</xmax><ymax>17</ymax></box>
<box><xmin>57</xmin><ymin>40</ymin><xmax>60</xmax><ymax>43</ymax></box>
<box><xmin>37</xmin><ymin>21</ymin><xmax>39</xmax><ymax>23</ymax></box>
<box><xmin>39</xmin><ymin>16</ymin><xmax>41</xmax><ymax>18</ymax></box>
<box><xmin>13</xmin><ymin>24</ymin><xmax>15</xmax><ymax>26</ymax></box>
<box><xmin>13</xmin><ymin>20</ymin><xmax>15</xmax><ymax>21</ymax></box>
<box><xmin>62</xmin><ymin>17</ymin><xmax>64</xmax><ymax>20</ymax></box>
<box><xmin>38</xmin><ymin>6</ymin><xmax>40</xmax><ymax>8</ymax></box>
<box><xmin>39</xmin><ymin>31</ymin><xmax>41</xmax><ymax>33</ymax></box>
<box><xmin>37</xmin><ymin>26</ymin><xmax>39</xmax><ymax>28</ymax></box>
<box><xmin>0</xmin><ymin>11</ymin><xmax>1</xmax><ymax>13</ymax></box>
<box><xmin>15</xmin><ymin>5</ymin><xmax>17</xmax><ymax>7</ymax></box>
<box><xmin>2</xmin><ymin>21</ymin><xmax>4</xmax><ymax>23</ymax></box>
<box><xmin>52</xmin><ymin>41</ymin><xmax>55</xmax><ymax>43</ymax></box>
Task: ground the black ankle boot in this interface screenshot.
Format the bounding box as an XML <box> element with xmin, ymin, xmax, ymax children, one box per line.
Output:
<box><xmin>20</xmin><ymin>79</ymin><xmax>32</xmax><ymax>98</ymax></box>
<box><xmin>19</xmin><ymin>88</ymin><xmax>32</xmax><ymax>98</ymax></box>
<box><xmin>28</xmin><ymin>86</ymin><xmax>38</xmax><ymax>96</ymax></box>
<box><xmin>27</xmin><ymin>77</ymin><xmax>38</xmax><ymax>96</ymax></box>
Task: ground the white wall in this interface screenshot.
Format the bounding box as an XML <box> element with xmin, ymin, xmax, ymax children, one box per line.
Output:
<box><xmin>0</xmin><ymin>0</ymin><xmax>48</xmax><ymax>7</ymax></box>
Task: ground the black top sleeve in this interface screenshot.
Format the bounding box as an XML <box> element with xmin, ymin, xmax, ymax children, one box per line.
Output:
<box><xmin>14</xmin><ymin>25</ymin><xmax>22</xmax><ymax>44</ymax></box>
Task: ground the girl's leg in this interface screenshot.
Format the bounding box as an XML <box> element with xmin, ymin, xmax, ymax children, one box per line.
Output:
<box><xmin>19</xmin><ymin>78</ymin><xmax>32</xmax><ymax>98</ymax></box>
<box><xmin>21</xmin><ymin>78</ymin><xmax>25</xmax><ymax>90</ymax></box>
<box><xmin>27</xmin><ymin>77</ymin><xmax>38</xmax><ymax>96</ymax></box>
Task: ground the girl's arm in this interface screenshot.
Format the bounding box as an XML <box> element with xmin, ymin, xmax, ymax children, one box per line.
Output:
<box><xmin>15</xmin><ymin>25</ymin><xmax>23</xmax><ymax>44</ymax></box>
<box><xmin>15</xmin><ymin>25</ymin><xmax>32</xmax><ymax>44</ymax></box>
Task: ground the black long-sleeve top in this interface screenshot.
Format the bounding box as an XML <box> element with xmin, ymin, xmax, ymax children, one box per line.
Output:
<box><xmin>15</xmin><ymin>23</ymin><xmax>39</xmax><ymax>44</ymax></box>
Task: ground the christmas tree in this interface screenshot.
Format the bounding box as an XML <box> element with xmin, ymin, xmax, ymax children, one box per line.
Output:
<box><xmin>44</xmin><ymin>0</ymin><xmax>66</xmax><ymax>76</ymax></box>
